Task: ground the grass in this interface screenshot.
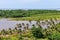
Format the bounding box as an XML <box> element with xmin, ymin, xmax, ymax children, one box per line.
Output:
<box><xmin>0</xmin><ymin>30</ymin><xmax>48</xmax><ymax>40</ymax></box>
<box><xmin>10</xmin><ymin>13</ymin><xmax>60</xmax><ymax>21</ymax></box>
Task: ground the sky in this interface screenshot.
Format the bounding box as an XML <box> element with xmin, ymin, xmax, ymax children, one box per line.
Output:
<box><xmin>0</xmin><ymin>0</ymin><xmax>60</xmax><ymax>9</ymax></box>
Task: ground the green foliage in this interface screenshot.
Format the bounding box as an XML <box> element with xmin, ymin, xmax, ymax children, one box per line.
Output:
<box><xmin>31</xmin><ymin>27</ymin><xmax>44</xmax><ymax>38</ymax></box>
<box><xmin>48</xmin><ymin>32</ymin><xmax>60</xmax><ymax>40</ymax></box>
<box><xmin>53</xmin><ymin>33</ymin><xmax>60</xmax><ymax>40</ymax></box>
<box><xmin>18</xmin><ymin>36</ymin><xmax>23</xmax><ymax>40</ymax></box>
<box><xmin>0</xmin><ymin>10</ymin><xmax>60</xmax><ymax>18</ymax></box>
<box><xmin>44</xmin><ymin>23</ymin><xmax>60</xmax><ymax>40</ymax></box>
<box><xmin>1</xmin><ymin>18</ymin><xmax>60</xmax><ymax>40</ymax></box>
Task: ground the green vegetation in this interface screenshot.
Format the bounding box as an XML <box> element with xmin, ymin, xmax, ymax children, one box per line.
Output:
<box><xmin>32</xmin><ymin>28</ymin><xmax>44</xmax><ymax>39</ymax></box>
<box><xmin>0</xmin><ymin>10</ymin><xmax>60</xmax><ymax>40</ymax></box>
<box><xmin>0</xmin><ymin>19</ymin><xmax>60</xmax><ymax>40</ymax></box>
<box><xmin>0</xmin><ymin>10</ymin><xmax>60</xmax><ymax>20</ymax></box>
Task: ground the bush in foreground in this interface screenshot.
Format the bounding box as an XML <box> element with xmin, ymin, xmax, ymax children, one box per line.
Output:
<box><xmin>31</xmin><ymin>27</ymin><xmax>44</xmax><ymax>38</ymax></box>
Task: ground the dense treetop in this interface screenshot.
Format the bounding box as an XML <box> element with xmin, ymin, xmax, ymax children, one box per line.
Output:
<box><xmin>0</xmin><ymin>9</ymin><xmax>60</xmax><ymax>18</ymax></box>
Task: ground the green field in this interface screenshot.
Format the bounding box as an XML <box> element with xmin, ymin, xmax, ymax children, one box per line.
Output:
<box><xmin>10</xmin><ymin>13</ymin><xmax>60</xmax><ymax>20</ymax></box>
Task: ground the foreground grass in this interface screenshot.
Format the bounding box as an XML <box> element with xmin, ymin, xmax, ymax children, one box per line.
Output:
<box><xmin>0</xmin><ymin>30</ymin><xmax>48</xmax><ymax>40</ymax></box>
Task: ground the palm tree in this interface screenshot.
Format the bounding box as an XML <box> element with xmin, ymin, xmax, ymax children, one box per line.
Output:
<box><xmin>13</xmin><ymin>27</ymin><xmax>18</xmax><ymax>33</ymax></box>
<box><xmin>49</xmin><ymin>18</ymin><xmax>58</xmax><ymax>31</ymax></box>
<box><xmin>50</xmin><ymin>18</ymin><xmax>55</xmax><ymax>25</ymax></box>
<box><xmin>36</xmin><ymin>20</ymin><xmax>40</xmax><ymax>25</ymax></box>
<box><xmin>29</xmin><ymin>20</ymin><xmax>32</xmax><ymax>24</ymax></box>
<box><xmin>26</xmin><ymin>23</ymin><xmax>29</xmax><ymax>30</ymax></box>
<box><xmin>32</xmin><ymin>24</ymin><xmax>35</xmax><ymax>27</ymax></box>
<box><xmin>23</xmin><ymin>26</ymin><xmax>27</xmax><ymax>31</ymax></box>
<box><xmin>1</xmin><ymin>29</ymin><xmax>7</xmax><ymax>35</ymax></box>
<box><xmin>8</xmin><ymin>28</ymin><xmax>12</xmax><ymax>34</ymax></box>
<box><xmin>45</xmin><ymin>20</ymin><xmax>52</xmax><ymax>28</ymax></box>
<box><xmin>41</xmin><ymin>22</ymin><xmax>45</xmax><ymax>26</ymax></box>
<box><xmin>14</xmin><ymin>27</ymin><xmax>18</xmax><ymax>31</ymax></box>
<box><xmin>16</xmin><ymin>23</ymin><xmax>22</xmax><ymax>29</ymax></box>
<box><xmin>12</xmin><ymin>28</ymin><xmax>17</xmax><ymax>33</ymax></box>
<box><xmin>53</xmin><ymin>18</ymin><xmax>57</xmax><ymax>22</ymax></box>
<box><xmin>54</xmin><ymin>24</ymin><xmax>60</xmax><ymax>33</ymax></box>
<box><xmin>36</xmin><ymin>20</ymin><xmax>42</xmax><ymax>28</ymax></box>
<box><xmin>16</xmin><ymin>23</ymin><xmax>23</xmax><ymax>34</ymax></box>
<box><xmin>22</xmin><ymin>23</ymin><xmax>25</xmax><ymax>26</ymax></box>
<box><xmin>38</xmin><ymin>24</ymin><xmax>42</xmax><ymax>29</ymax></box>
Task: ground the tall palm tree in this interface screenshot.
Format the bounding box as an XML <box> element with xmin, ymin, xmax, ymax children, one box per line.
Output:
<box><xmin>50</xmin><ymin>18</ymin><xmax>58</xmax><ymax>30</ymax></box>
<box><xmin>16</xmin><ymin>23</ymin><xmax>22</xmax><ymax>29</ymax></box>
<box><xmin>14</xmin><ymin>27</ymin><xmax>18</xmax><ymax>31</ymax></box>
<box><xmin>50</xmin><ymin>18</ymin><xmax>55</xmax><ymax>25</ymax></box>
<box><xmin>23</xmin><ymin>26</ymin><xmax>27</xmax><ymax>31</ymax></box>
<box><xmin>1</xmin><ymin>29</ymin><xmax>7</xmax><ymax>35</ymax></box>
<box><xmin>32</xmin><ymin>24</ymin><xmax>35</xmax><ymax>28</ymax></box>
<box><xmin>26</xmin><ymin>23</ymin><xmax>29</xmax><ymax>30</ymax></box>
<box><xmin>54</xmin><ymin>18</ymin><xmax>57</xmax><ymax>22</ymax></box>
<box><xmin>45</xmin><ymin>20</ymin><xmax>52</xmax><ymax>28</ymax></box>
<box><xmin>8</xmin><ymin>28</ymin><xmax>12</xmax><ymax>34</ymax></box>
<box><xmin>36</xmin><ymin>20</ymin><xmax>40</xmax><ymax>25</ymax></box>
<box><xmin>16</xmin><ymin>23</ymin><xmax>23</xmax><ymax>34</ymax></box>
<box><xmin>41</xmin><ymin>22</ymin><xmax>45</xmax><ymax>26</ymax></box>
<box><xmin>22</xmin><ymin>23</ymin><xmax>25</xmax><ymax>26</ymax></box>
<box><xmin>38</xmin><ymin>24</ymin><xmax>42</xmax><ymax>29</ymax></box>
<box><xmin>29</xmin><ymin>20</ymin><xmax>32</xmax><ymax>24</ymax></box>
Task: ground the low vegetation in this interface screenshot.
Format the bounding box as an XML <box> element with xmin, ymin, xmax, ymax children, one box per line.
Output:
<box><xmin>0</xmin><ymin>19</ymin><xmax>60</xmax><ymax>40</ymax></box>
<box><xmin>0</xmin><ymin>10</ymin><xmax>60</xmax><ymax>20</ymax></box>
<box><xmin>0</xmin><ymin>10</ymin><xmax>60</xmax><ymax>40</ymax></box>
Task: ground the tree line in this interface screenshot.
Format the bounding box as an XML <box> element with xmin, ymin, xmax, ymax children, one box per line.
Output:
<box><xmin>0</xmin><ymin>9</ymin><xmax>60</xmax><ymax>18</ymax></box>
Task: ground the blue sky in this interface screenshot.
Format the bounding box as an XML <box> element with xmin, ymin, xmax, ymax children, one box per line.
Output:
<box><xmin>0</xmin><ymin>0</ymin><xmax>60</xmax><ymax>9</ymax></box>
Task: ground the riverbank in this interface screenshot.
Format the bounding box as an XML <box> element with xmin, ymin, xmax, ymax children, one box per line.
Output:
<box><xmin>10</xmin><ymin>15</ymin><xmax>60</xmax><ymax>21</ymax></box>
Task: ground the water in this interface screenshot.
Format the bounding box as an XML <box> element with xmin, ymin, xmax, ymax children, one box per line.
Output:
<box><xmin>0</xmin><ymin>18</ymin><xmax>37</xmax><ymax>30</ymax></box>
<box><xmin>0</xmin><ymin>18</ymin><xmax>60</xmax><ymax>30</ymax></box>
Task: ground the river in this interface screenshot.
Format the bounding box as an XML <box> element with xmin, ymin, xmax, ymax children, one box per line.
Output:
<box><xmin>0</xmin><ymin>18</ymin><xmax>60</xmax><ymax>30</ymax></box>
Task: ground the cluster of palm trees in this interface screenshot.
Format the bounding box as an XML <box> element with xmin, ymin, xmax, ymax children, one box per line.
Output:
<box><xmin>0</xmin><ymin>18</ymin><xmax>59</xmax><ymax>36</ymax></box>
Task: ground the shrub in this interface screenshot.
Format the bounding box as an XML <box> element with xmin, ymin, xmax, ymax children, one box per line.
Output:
<box><xmin>48</xmin><ymin>32</ymin><xmax>60</xmax><ymax>40</ymax></box>
<box><xmin>31</xmin><ymin>27</ymin><xmax>44</xmax><ymax>38</ymax></box>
